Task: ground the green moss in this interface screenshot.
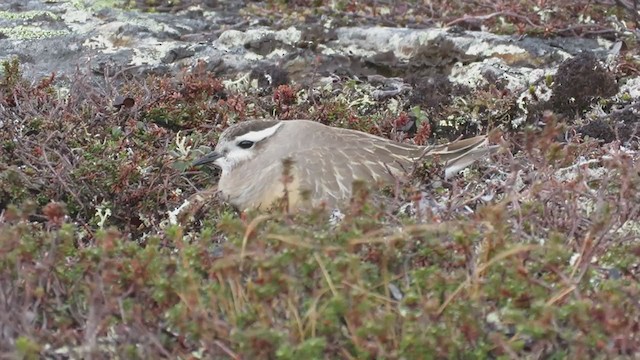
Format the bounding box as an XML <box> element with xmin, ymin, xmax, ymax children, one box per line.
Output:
<box><xmin>15</xmin><ymin>337</ymin><xmax>41</xmax><ymax>360</ymax></box>
<box><xmin>276</xmin><ymin>337</ymin><xmax>327</xmax><ymax>360</ymax></box>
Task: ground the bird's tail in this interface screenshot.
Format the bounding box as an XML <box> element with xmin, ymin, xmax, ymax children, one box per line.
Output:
<box><xmin>425</xmin><ymin>135</ymin><xmax>499</xmax><ymax>179</ymax></box>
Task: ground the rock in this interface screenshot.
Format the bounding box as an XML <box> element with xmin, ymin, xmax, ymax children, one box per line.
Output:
<box><xmin>0</xmin><ymin>0</ymin><xmax>633</xmax><ymax>146</ymax></box>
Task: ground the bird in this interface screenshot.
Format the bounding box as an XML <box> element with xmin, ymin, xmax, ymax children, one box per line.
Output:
<box><xmin>193</xmin><ymin>119</ymin><xmax>496</xmax><ymax>211</ymax></box>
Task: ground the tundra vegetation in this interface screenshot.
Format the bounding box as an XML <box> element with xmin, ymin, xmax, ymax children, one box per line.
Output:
<box><xmin>1</xmin><ymin>0</ymin><xmax>640</xmax><ymax>358</ymax></box>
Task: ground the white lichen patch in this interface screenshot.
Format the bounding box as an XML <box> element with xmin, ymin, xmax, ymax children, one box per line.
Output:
<box><xmin>449</xmin><ymin>57</ymin><xmax>539</xmax><ymax>93</ymax></box>
<box><xmin>168</xmin><ymin>198</ymin><xmax>191</xmax><ymax>225</ymax></box>
<box><xmin>595</xmin><ymin>36</ymin><xmax>615</xmax><ymax>50</ymax></box>
<box><xmin>0</xmin><ymin>10</ymin><xmax>59</xmax><ymax>21</ymax></box>
<box><xmin>318</xmin><ymin>44</ymin><xmax>337</xmax><ymax>56</ymax></box>
<box><xmin>466</xmin><ymin>42</ymin><xmax>526</xmax><ymax>57</ymax></box>
<box><xmin>512</xmin><ymin>69</ymin><xmax>555</xmax><ymax>127</ymax></box>
<box><xmin>222</xmin><ymin>72</ymin><xmax>259</xmax><ymax>94</ymax></box>
<box><xmin>83</xmin><ymin>34</ymin><xmax>119</xmax><ymax>52</ymax></box>
<box><xmin>59</xmin><ymin>5</ymin><xmax>92</xmax><ymax>28</ymax></box>
<box><xmin>61</xmin><ymin>0</ymin><xmax>122</xmax><ymax>33</ymax></box>
<box><xmin>129</xmin><ymin>41</ymin><xmax>179</xmax><ymax>66</ymax></box>
<box><xmin>618</xmin><ymin>77</ymin><xmax>640</xmax><ymax>100</ymax></box>
<box><xmin>62</xmin><ymin>0</ymin><xmax>181</xmax><ymax>38</ymax></box>
<box><xmin>81</xmin><ymin>19</ymin><xmax>184</xmax><ymax>67</ymax></box>
<box><xmin>216</xmin><ymin>26</ymin><xmax>302</xmax><ymax>51</ymax></box>
<box><xmin>0</xmin><ymin>26</ymin><xmax>69</xmax><ymax>40</ymax></box>
<box><xmin>616</xmin><ymin>220</ymin><xmax>640</xmax><ymax>237</ymax></box>
<box><xmin>554</xmin><ymin>158</ymin><xmax>606</xmax><ymax>182</ymax></box>
<box><xmin>69</xmin><ymin>0</ymin><xmax>123</xmax><ymax>10</ymax></box>
<box><xmin>117</xmin><ymin>14</ymin><xmax>180</xmax><ymax>38</ymax></box>
<box><xmin>333</xmin><ymin>27</ymin><xmax>420</xmax><ymax>58</ymax></box>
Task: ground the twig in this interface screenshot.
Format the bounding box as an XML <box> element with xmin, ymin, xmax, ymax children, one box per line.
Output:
<box><xmin>446</xmin><ymin>11</ymin><xmax>540</xmax><ymax>28</ymax></box>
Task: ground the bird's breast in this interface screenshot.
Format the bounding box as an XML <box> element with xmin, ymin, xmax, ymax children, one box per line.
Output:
<box><xmin>217</xmin><ymin>161</ymin><xmax>299</xmax><ymax>211</ymax></box>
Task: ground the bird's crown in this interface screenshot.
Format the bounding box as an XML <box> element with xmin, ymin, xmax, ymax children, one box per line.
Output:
<box><xmin>219</xmin><ymin>120</ymin><xmax>282</xmax><ymax>143</ymax></box>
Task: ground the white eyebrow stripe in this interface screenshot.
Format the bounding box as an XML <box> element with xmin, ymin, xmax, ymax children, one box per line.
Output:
<box><xmin>235</xmin><ymin>122</ymin><xmax>284</xmax><ymax>143</ymax></box>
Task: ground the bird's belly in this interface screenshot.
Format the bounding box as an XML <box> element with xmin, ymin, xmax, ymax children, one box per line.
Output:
<box><xmin>218</xmin><ymin>168</ymin><xmax>292</xmax><ymax>211</ymax></box>
<box><xmin>217</xmin><ymin>158</ymin><xmax>405</xmax><ymax>211</ymax></box>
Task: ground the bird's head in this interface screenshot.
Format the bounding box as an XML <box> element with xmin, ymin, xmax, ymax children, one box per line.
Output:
<box><xmin>193</xmin><ymin>120</ymin><xmax>283</xmax><ymax>173</ymax></box>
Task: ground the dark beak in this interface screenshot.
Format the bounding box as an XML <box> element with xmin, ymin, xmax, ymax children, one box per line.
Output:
<box><xmin>192</xmin><ymin>151</ymin><xmax>223</xmax><ymax>167</ymax></box>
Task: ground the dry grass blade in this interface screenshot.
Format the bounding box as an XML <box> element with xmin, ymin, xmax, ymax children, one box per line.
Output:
<box><xmin>267</xmin><ymin>234</ymin><xmax>315</xmax><ymax>248</ymax></box>
<box><xmin>303</xmin><ymin>290</ymin><xmax>331</xmax><ymax>338</ymax></box>
<box><xmin>214</xmin><ymin>340</ymin><xmax>240</xmax><ymax>360</ymax></box>
<box><xmin>287</xmin><ymin>297</ymin><xmax>305</xmax><ymax>341</ymax></box>
<box><xmin>348</xmin><ymin>222</ymin><xmax>460</xmax><ymax>245</ymax></box>
<box><xmin>240</xmin><ymin>214</ymin><xmax>273</xmax><ymax>270</ymax></box>
<box><xmin>438</xmin><ymin>244</ymin><xmax>540</xmax><ymax>316</ymax></box>
<box><xmin>569</xmin><ymin>231</ymin><xmax>592</xmax><ymax>279</ymax></box>
<box><xmin>342</xmin><ymin>281</ymin><xmax>399</xmax><ymax>305</ymax></box>
<box><xmin>474</xmin><ymin>244</ymin><xmax>540</xmax><ymax>275</ymax></box>
<box><xmin>211</xmin><ymin>251</ymin><xmax>261</xmax><ymax>271</ymax></box>
<box><xmin>545</xmin><ymin>285</ymin><xmax>577</xmax><ymax>306</ymax></box>
<box><xmin>314</xmin><ymin>253</ymin><xmax>338</xmax><ymax>296</ymax></box>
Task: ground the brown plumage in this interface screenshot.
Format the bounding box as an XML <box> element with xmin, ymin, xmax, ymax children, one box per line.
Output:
<box><xmin>193</xmin><ymin>119</ymin><xmax>495</xmax><ymax>211</ymax></box>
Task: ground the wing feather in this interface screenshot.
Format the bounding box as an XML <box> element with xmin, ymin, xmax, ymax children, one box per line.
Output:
<box><xmin>254</xmin><ymin>120</ymin><xmax>496</xmax><ymax>208</ymax></box>
<box><xmin>423</xmin><ymin>135</ymin><xmax>498</xmax><ymax>178</ymax></box>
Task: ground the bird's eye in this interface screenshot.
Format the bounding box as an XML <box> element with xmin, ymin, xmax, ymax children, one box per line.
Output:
<box><xmin>237</xmin><ymin>140</ymin><xmax>254</xmax><ymax>149</ymax></box>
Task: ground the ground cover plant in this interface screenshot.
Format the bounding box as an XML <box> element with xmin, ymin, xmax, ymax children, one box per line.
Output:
<box><xmin>2</xmin><ymin>1</ymin><xmax>640</xmax><ymax>358</ymax></box>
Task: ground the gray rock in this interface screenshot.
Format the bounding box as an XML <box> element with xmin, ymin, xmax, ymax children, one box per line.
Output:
<box><xmin>0</xmin><ymin>0</ymin><xmax>611</xmax><ymax>88</ymax></box>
